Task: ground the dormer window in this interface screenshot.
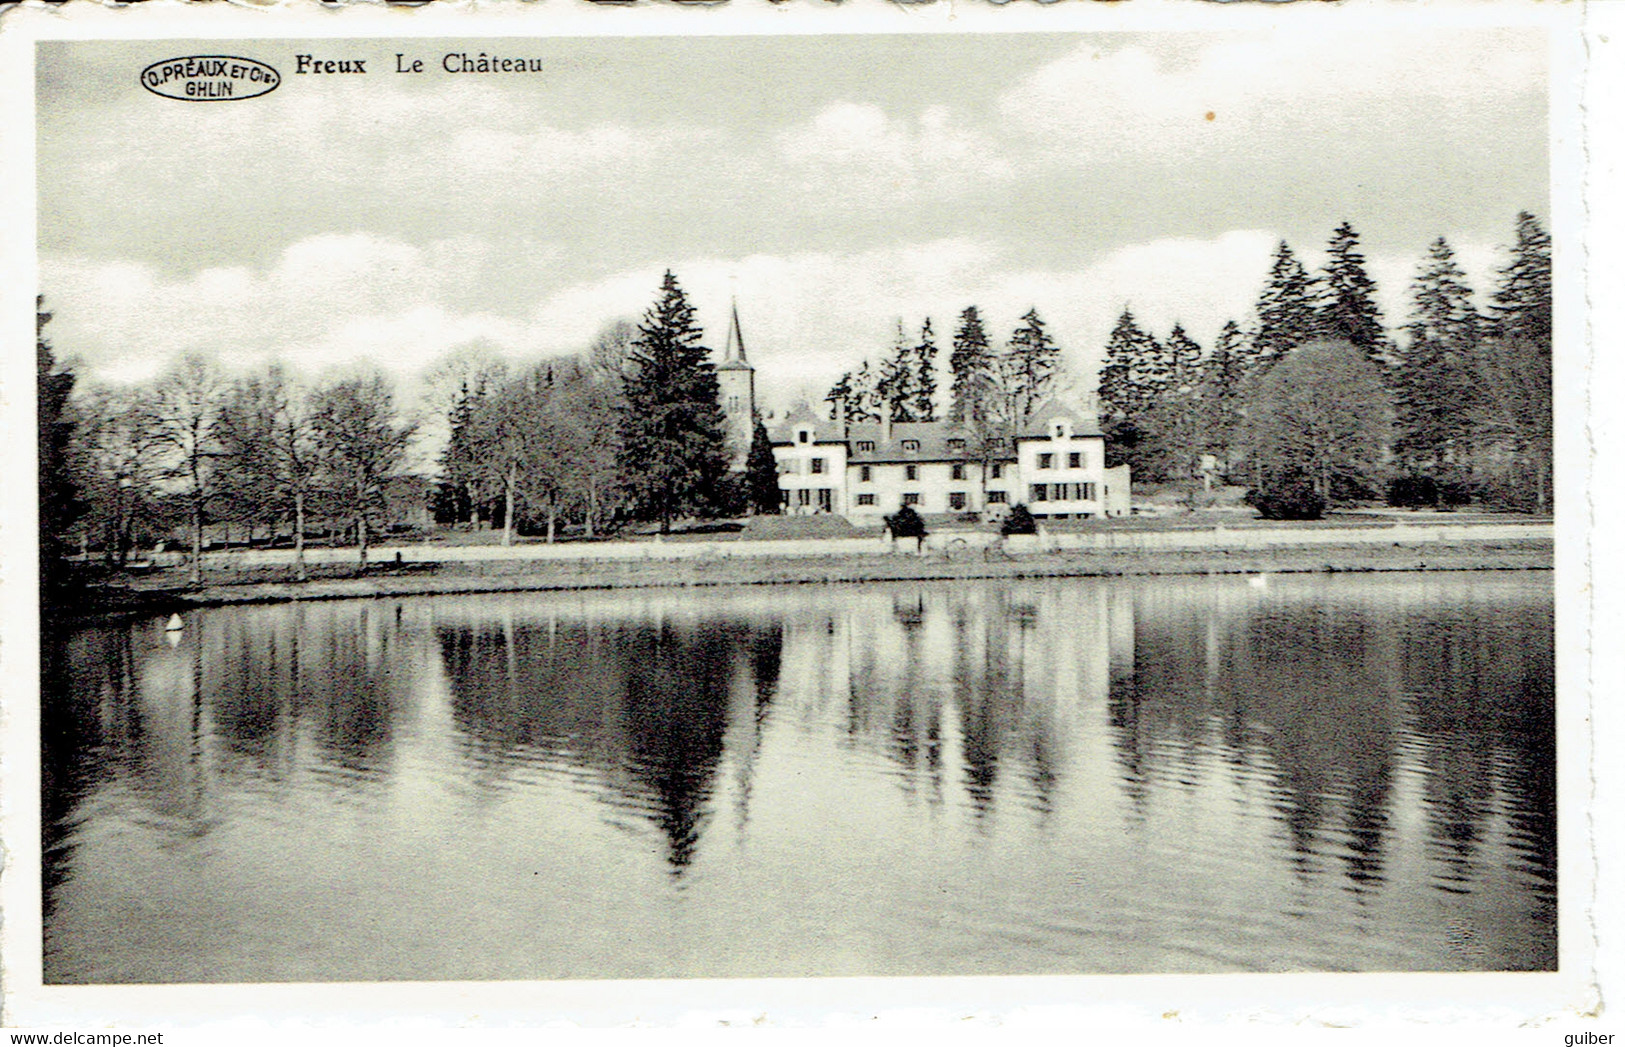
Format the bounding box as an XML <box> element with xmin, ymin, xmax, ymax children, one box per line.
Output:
<box><xmin>1052</xmin><ymin>421</ymin><xmax>1069</xmax><ymax>440</ymax></box>
<box><xmin>902</xmin><ymin>439</ymin><xmax>920</xmax><ymax>452</ymax></box>
<box><xmin>947</xmin><ymin>438</ymin><xmax>965</xmax><ymax>452</ymax></box>
<box><xmin>856</xmin><ymin>441</ymin><xmax>875</xmax><ymax>452</ymax></box>
<box><xmin>798</xmin><ymin>429</ymin><xmax>810</xmax><ymax>444</ymax></box>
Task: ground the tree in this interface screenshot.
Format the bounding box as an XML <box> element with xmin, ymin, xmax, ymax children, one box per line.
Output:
<box><xmin>73</xmin><ymin>386</ymin><xmax>163</xmax><ymax>568</ymax></box>
<box><xmin>743</xmin><ymin>415</ymin><xmax>781</xmax><ymax>515</ymax></box>
<box><xmin>1317</xmin><ymin>222</ymin><xmax>1390</xmax><ymax>365</ymax></box>
<box><xmin>1000</xmin><ymin>503</ymin><xmax>1037</xmax><ymax>536</ymax></box>
<box><xmin>1150</xmin><ymin>323</ymin><xmax>1207</xmax><ymax>496</ymax></box>
<box><xmin>1488</xmin><ymin>211</ymin><xmax>1552</xmax><ymax>345</ymax></box>
<box><xmin>1242</xmin><ymin>339</ymin><xmax>1391</xmax><ymax>505</ymax></box>
<box><xmin>310</xmin><ymin>374</ymin><xmax>415</xmax><ymax>567</ymax></box>
<box><xmin>948</xmin><ymin>306</ymin><xmax>994</xmax><ymax>428</ymax></box>
<box><xmin>1250</xmin><ymin>241</ymin><xmax>1318</xmax><ymax>372</ymax></box>
<box><xmin>618</xmin><ymin>270</ymin><xmax>731</xmax><ymax>532</ymax></box>
<box><xmin>1098</xmin><ymin>307</ymin><xmax>1156</xmax><ymax>423</ymax></box>
<box><xmin>149</xmin><ymin>355</ymin><xmax>224</xmax><ymax>583</ymax></box>
<box><xmin>1395</xmin><ymin>237</ymin><xmax>1480</xmax><ymax>478</ymax></box>
<box><xmin>1200</xmin><ymin>320</ymin><xmax>1248</xmax><ymax>467</ymax></box>
<box><xmin>909</xmin><ymin>318</ymin><xmax>939</xmax><ymax>422</ymax></box>
<box><xmin>214</xmin><ymin>367</ymin><xmax>321</xmax><ymax>578</ymax></box>
<box><xmin>1470</xmin><ymin>334</ymin><xmax>1552</xmax><ymax>513</ymax></box>
<box><xmin>1006</xmin><ymin>308</ymin><xmax>1060</xmax><ymax>424</ymax></box>
<box><xmin>37</xmin><ymin>298</ymin><xmax>83</xmax><ymax>585</ymax></box>
<box><xmin>877</xmin><ymin>320</ymin><xmax>920</xmax><ymax>423</ymax></box>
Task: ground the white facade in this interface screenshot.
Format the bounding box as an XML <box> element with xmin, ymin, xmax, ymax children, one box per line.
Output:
<box><xmin>767</xmin><ymin>400</ymin><xmax>1131</xmax><ymax>523</ymax></box>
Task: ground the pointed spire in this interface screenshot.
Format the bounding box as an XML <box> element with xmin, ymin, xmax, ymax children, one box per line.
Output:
<box><xmin>725</xmin><ymin>299</ymin><xmax>747</xmax><ymax>364</ymax></box>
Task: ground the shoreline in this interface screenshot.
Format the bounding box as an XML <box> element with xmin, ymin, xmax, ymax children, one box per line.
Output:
<box><xmin>50</xmin><ymin>538</ymin><xmax>1553</xmax><ymax>622</ymax></box>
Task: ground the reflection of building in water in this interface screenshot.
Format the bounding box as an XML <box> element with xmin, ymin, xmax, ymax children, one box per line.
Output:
<box><xmin>433</xmin><ymin>607</ymin><xmax>784</xmax><ymax>875</ymax></box>
<box><xmin>778</xmin><ymin>581</ymin><xmax>1115</xmax><ymax>819</ymax></box>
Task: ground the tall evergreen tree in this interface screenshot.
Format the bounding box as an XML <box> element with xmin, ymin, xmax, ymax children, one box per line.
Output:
<box><xmin>1396</xmin><ymin>237</ymin><xmax>1480</xmax><ymax>474</ymax></box>
<box><xmin>743</xmin><ymin>415</ymin><xmax>781</xmax><ymax>515</ymax></box>
<box><xmin>824</xmin><ymin>371</ymin><xmax>855</xmax><ymax>423</ymax></box>
<box><xmin>877</xmin><ymin>320</ymin><xmax>919</xmax><ymax>422</ymax></box>
<box><xmin>37</xmin><ymin>298</ymin><xmax>83</xmax><ymax>587</ymax></box>
<box><xmin>1251</xmin><ymin>241</ymin><xmax>1318</xmax><ymax>371</ymax></box>
<box><xmin>1317</xmin><ymin>221</ymin><xmax>1389</xmax><ymax>364</ymax></box>
<box><xmin>948</xmin><ymin>305</ymin><xmax>993</xmax><ymax>427</ymax></box>
<box><xmin>1007</xmin><ymin>308</ymin><xmax>1060</xmax><ymax>423</ymax></box>
<box><xmin>1489</xmin><ymin>211</ymin><xmax>1552</xmax><ymax>345</ymax></box>
<box><xmin>1099</xmin><ymin>307</ymin><xmax>1155</xmax><ymax>422</ymax></box>
<box><xmin>618</xmin><ymin>270</ymin><xmax>731</xmax><ymax>531</ymax></box>
<box><xmin>910</xmin><ymin>317</ymin><xmax>939</xmax><ymax>422</ymax></box>
<box><xmin>1201</xmin><ymin>320</ymin><xmax>1248</xmax><ymax>463</ymax></box>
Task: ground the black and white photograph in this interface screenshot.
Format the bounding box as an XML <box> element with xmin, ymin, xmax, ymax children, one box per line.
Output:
<box><xmin>1</xmin><ymin>1</ymin><xmax>1611</xmax><ymax>1035</ymax></box>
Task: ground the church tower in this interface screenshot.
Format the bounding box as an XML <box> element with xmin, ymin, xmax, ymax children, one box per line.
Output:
<box><xmin>715</xmin><ymin>300</ymin><xmax>757</xmax><ymax>470</ymax></box>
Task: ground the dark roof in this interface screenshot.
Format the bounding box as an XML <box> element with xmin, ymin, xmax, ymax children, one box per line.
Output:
<box><xmin>768</xmin><ymin>403</ymin><xmax>835</xmax><ymax>444</ymax></box>
<box><xmin>1016</xmin><ymin>398</ymin><xmax>1104</xmax><ymax>439</ymax></box>
<box><xmin>716</xmin><ymin>301</ymin><xmax>753</xmax><ymax>372</ymax></box>
<box><xmin>844</xmin><ymin>422</ymin><xmax>991</xmax><ymax>464</ymax></box>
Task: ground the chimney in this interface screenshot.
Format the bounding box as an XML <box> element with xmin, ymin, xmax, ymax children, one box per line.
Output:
<box><xmin>882</xmin><ymin>410</ymin><xmax>892</xmax><ymax>444</ymax></box>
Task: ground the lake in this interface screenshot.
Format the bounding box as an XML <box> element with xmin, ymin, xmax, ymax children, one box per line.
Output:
<box><xmin>41</xmin><ymin>571</ymin><xmax>1556</xmax><ymax>982</ymax></box>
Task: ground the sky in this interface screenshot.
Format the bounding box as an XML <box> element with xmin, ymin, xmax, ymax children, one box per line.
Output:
<box><xmin>37</xmin><ymin>28</ymin><xmax>1548</xmax><ymax>418</ymax></box>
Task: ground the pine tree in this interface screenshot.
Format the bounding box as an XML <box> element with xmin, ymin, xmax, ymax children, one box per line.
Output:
<box><xmin>1165</xmin><ymin>323</ymin><xmax>1203</xmax><ymax>394</ymax></box>
<box><xmin>1489</xmin><ymin>211</ymin><xmax>1552</xmax><ymax>345</ymax></box>
<box><xmin>37</xmin><ymin>298</ymin><xmax>83</xmax><ymax>587</ymax></box>
<box><xmin>824</xmin><ymin>372</ymin><xmax>854</xmax><ymax>423</ymax></box>
<box><xmin>1007</xmin><ymin>308</ymin><xmax>1060</xmax><ymax>423</ymax></box>
<box><xmin>1201</xmin><ymin>320</ymin><xmax>1248</xmax><ymax>463</ymax></box>
<box><xmin>1318</xmin><ymin>222</ymin><xmax>1389</xmax><ymax>365</ymax></box>
<box><xmin>910</xmin><ymin>318</ymin><xmax>939</xmax><ymax>422</ymax></box>
<box><xmin>618</xmin><ymin>270</ymin><xmax>732</xmax><ymax>532</ymax></box>
<box><xmin>1099</xmin><ymin>307</ymin><xmax>1154</xmax><ymax>422</ymax></box>
<box><xmin>743</xmin><ymin>415</ymin><xmax>781</xmax><ymax>515</ymax></box>
<box><xmin>1396</xmin><ymin>237</ymin><xmax>1480</xmax><ymax>475</ymax></box>
<box><xmin>948</xmin><ymin>306</ymin><xmax>994</xmax><ymax>427</ymax></box>
<box><xmin>1251</xmin><ymin>241</ymin><xmax>1319</xmax><ymax>371</ymax></box>
<box><xmin>852</xmin><ymin>361</ymin><xmax>880</xmax><ymax>422</ymax></box>
<box><xmin>877</xmin><ymin>320</ymin><xmax>918</xmax><ymax>422</ymax></box>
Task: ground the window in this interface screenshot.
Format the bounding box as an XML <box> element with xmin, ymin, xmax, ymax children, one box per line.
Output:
<box><xmin>811</xmin><ymin>458</ymin><xmax>825</xmax><ymax>475</ymax></box>
<box><xmin>779</xmin><ymin>489</ymin><xmax>790</xmax><ymax>506</ymax></box>
<box><xmin>991</xmin><ymin>463</ymin><xmax>1004</xmax><ymax>479</ymax></box>
<box><xmin>797</xmin><ymin>489</ymin><xmax>811</xmax><ymax>506</ymax></box>
<box><xmin>951</xmin><ymin>463</ymin><xmax>965</xmax><ymax>480</ymax></box>
<box><xmin>905</xmin><ymin>465</ymin><xmax>918</xmax><ymax>481</ymax></box>
<box><xmin>857</xmin><ymin>493</ymin><xmax>876</xmax><ymax>506</ymax></box>
<box><xmin>798</xmin><ymin>430</ymin><xmax>810</xmax><ymax>444</ymax></box>
<box><xmin>860</xmin><ymin>465</ymin><xmax>872</xmax><ymax>482</ymax></box>
<box><xmin>1038</xmin><ymin>453</ymin><xmax>1054</xmax><ymax>470</ymax></box>
<box><xmin>818</xmin><ymin>488</ymin><xmax>833</xmax><ymax>512</ymax></box>
<box><xmin>1069</xmin><ymin>452</ymin><xmax>1081</xmax><ymax>469</ymax></box>
<box><xmin>856</xmin><ymin>441</ymin><xmax>875</xmax><ymax>453</ymax></box>
<box><xmin>1031</xmin><ymin>484</ymin><xmax>1048</xmax><ymax>502</ymax></box>
<box><xmin>902</xmin><ymin>493</ymin><xmax>920</xmax><ymax>506</ymax></box>
<box><xmin>1083</xmin><ymin>483</ymin><xmax>1097</xmax><ymax>501</ymax></box>
<box><xmin>947</xmin><ymin>438</ymin><xmax>965</xmax><ymax>452</ymax></box>
<box><xmin>949</xmin><ymin>492</ymin><xmax>966</xmax><ymax>511</ymax></box>
<box><xmin>902</xmin><ymin>439</ymin><xmax>920</xmax><ymax>451</ymax></box>
<box><xmin>987</xmin><ymin>490</ymin><xmax>1007</xmax><ymax>504</ymax></box>
<box><xmin>1053</xmin><ymin>421</ymin><xmax>1067</xmax><ymax>439</ymax></box>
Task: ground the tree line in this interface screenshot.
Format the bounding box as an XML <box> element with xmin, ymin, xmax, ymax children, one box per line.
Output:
<box><xmin>1096</xmin><ymin>214</ymin><xmax>1552</xmax><ymax>516</ymax></box>
<box><xmin>40</xmin><ymin>270</ymin><xmax>784</xmax><ymax>586</ymax></box>
<box><xmin>823</xmin><ymin>307</ymin><xmax>1063</xmax><ymax>462</ymax></box>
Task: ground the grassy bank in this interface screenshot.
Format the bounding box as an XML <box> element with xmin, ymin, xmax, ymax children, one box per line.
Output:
<box><xmin>52</xmin><ymin>537</ymin><xmax>1553</xmax><ymax>622</ymax></box>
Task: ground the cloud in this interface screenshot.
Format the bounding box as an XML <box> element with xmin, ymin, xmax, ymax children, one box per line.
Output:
<box><xmin>774</xmin><ymin>102</ymin><xmax>1012</xmax><ymax>201</ymax></box>
<box><xmin>999</xmin><ymin>30</ymin><xmax>1545</xmax><ymax>165</ymax></box>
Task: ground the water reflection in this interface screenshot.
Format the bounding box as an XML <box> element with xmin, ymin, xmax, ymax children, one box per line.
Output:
<box><xmin>42</xmin><ymin>573</ymin><xmax>1556</xmax><ymax>981</ymax></box>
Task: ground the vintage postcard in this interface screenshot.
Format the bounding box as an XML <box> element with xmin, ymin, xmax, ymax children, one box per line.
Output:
<box><xmin>0</xmin><ymin>0</ymin><xmax>1610</xmax><ymax>1036</ymax></box>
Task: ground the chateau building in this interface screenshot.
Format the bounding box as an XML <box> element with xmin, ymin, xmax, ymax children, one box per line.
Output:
<box><xmin>714</xmin><ymin>307</ymin><xmax>1131</xmax><ymax>522</ymax></box>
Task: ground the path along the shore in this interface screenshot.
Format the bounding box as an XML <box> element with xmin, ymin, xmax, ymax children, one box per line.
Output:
<box><xmin>73</xmin><ymin>519</ymin><xmax>1553</xmax><ymax>617</ymax></box>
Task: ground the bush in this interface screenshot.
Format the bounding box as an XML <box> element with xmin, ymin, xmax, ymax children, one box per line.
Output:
<box><xmin>1000</xmin><ymin>503</ymin><xmax>1037</xmax><ymax>536</ymax></box>
<box><xmin>884</xmin><ymin>505</ymin><xmax>927</xmax><ymax>540</ymax></box>
<box><xmin>1245</xmin><ymin>472</ymin><xmax>1326</xmax><ymax>520</ymax></box>
<box><xmin>1388</xmin><ymin>474</ymin><xmax>1439</xmax><ymax>508</ymax></box>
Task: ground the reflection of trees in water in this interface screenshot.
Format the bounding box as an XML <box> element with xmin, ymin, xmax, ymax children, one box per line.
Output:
<box><xmin>436</xmin><ymin>614</ymin><xmax>784</xmax><ymax>876</ymax></box>
<box><xmin>1105</xmin><ymin>582</ymin><xmax>1555</xmax><ymax>929</ymax></box>
<box><xmin>840</xmin><ymin>586</ymin><xmax>1072</xmax><ymax>820</ymax></box>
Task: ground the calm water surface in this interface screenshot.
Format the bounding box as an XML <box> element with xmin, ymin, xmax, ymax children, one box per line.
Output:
<box><xmin>42</xmin><ymin>572</ymin><xmax>1555</xmax><ymax>982</ymax></box>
